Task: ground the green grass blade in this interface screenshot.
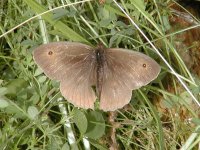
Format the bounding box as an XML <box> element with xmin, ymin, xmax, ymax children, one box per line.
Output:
<box><xmin>24</xmin><ymin>0</ymin><xmax>90</xmax><ymax>44</ymax></box>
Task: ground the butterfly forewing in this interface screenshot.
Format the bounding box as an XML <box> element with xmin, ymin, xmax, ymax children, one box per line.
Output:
<box><xmin>33</xmin><ymin>42</ymin><xmax>97</xmax><ymax>109</ymax></box>
<box><xmin>33</xmin><ymin>42</ymin><xmax>94</xmax><ymax>81</ymax></box>
<box><xmin>99</xmin><ymin>48</ymin><xmax>160</xmax><ymax>111</ymax></box>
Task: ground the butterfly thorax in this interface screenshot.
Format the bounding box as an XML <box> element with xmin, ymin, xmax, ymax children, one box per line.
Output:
<box><xmin>95</xmin><ymin>45</ymin><xmax>106</xmax><ymax>99</ymax></box>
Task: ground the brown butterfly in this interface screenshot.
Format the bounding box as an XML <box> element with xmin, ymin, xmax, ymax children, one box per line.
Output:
<box><xmin>33</xmin><ymin>42</ymin><xmax>160</xmax><ymax>111</ymax></box>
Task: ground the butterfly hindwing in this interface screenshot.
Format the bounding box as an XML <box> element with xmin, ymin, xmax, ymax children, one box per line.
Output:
<box><xmin>59</xmin><ymin>56</ymin><xmax>97</xmax><ymax>109</ymax></box>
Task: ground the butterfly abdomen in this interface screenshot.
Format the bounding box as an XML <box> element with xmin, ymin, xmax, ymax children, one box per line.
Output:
<box><xmin>95</xmin><ymin>47</ymin><xmax>106</xmax><ymax>99</ymax></box>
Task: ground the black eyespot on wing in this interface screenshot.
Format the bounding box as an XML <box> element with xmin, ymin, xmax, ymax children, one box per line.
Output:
<box><xmin>48</xmin><ymin>51</ymin><xmax>53</xmax><ymax>55</ymax></box>
<box><xmin>142</xmin><ymin>63</ymin><xmax>146</xmax><ymax>68</ymax></box>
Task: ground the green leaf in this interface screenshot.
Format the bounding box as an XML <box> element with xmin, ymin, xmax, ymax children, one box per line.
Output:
<box><xmin>192</xmin><ymin>118</ymin><xmax>200</xmax><ymax>125</ymax></box>
<box><xmin>21</xmin><ymin>39</ymin><xmax>37</xmax><ymax>46</ymax></box>
<box><xmin>89</xmin><ymin>138</ymin><xmax>108</xmax><ymax>150</ymax></box>
<box><xmin>27</xmin><ymin>106</ymin><xmax>39</xmax><ymax>120</ymax></box>
<box><xmin>85</xmin><ymin>111</ymin><xmax>105</xmax><ymax>139</ymax></box>
<box><xmin>34</xmin><ymin>67</ymin><xmax>43</xmax><ymax>76</ymax></box>
<box><xmin>61</xmin><ymin>143</ymin><xmax>70</xmax><ymax>150</ymax></box>
<box><xmin>29</xmin><ymin>93</ymin><xmax>40</xmax><ymax>105</ymax></box>
<box><xmin>5</xmin><ymin>79</ymin><xmax>28</xmax><ymax>95</ymax></box>
<box><xmin>52</xmin><ymin>8</ymin><xmax>68</xmax><ymax>20</ymax></box>
<box><xmin>104</xmin><ymin>4</ymin><xmax>126</xmax><ymax>17</ymax></box>
<box><xmin>73</xmin><ymin>109</ymin><xmax>88</xmax><ymax>134</ymax></box>
<box><xmin>0</xmin><ymin>87</ymin><xmax>8</xmax><ymax>96</ymax></box>
<box><xmin>0</xmin><ymin>98</ymin><xmax>9</xmax><ymax>108</ymax></box>
<box><xmin>5</xmin><ymin>104</ymin><xmax>26</xmax><ymax>119</ymax></box>
<box><xmin>132</xmin><ymin>0</ymin><xmax>145</xmax><ymax>11</ymax></box>
<box><xmin>38</xmin><ymin>75</ymin><xmax>47</xmax><ymax>83</ymax></box>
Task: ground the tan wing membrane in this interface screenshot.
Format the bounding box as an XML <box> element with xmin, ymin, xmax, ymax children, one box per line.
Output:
<box><xmin>33</xmin><ymin>42</ymin><xmax>94</xmax><ymax>81</ymax></box>
<box><xmin>100</xmin><ymin>48</ymin><xmax>160</xmax><ymax>111</ymax></box>
<box><xmin>60</xmin><ymin>55</ymin><xmax>97</xmax><ymax>109</ymax></box>
<box><xmin>100</xmin><ymin>65</ymin><xmax>133</xmax><ymax>111</ymax></box>
<box><xmin>60</xmin><ymin>68</ymin><xmax>96</xmax><ymax>109</ymax></box>
<box><xmin>33</xmin><ymin>42</ymin><xmax>97</xmax><ymax>109</ymax></box>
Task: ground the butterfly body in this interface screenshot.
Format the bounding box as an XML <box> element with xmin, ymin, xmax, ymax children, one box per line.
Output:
<box><xmin>95</xmin><ymin>44</ymin><xmax>107</xmax><ymax>100</ymax></box>
<box><xmin>33</xmin><ymin>42</ymin><xmax>160</xmax><ymax>111</ymax></box>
